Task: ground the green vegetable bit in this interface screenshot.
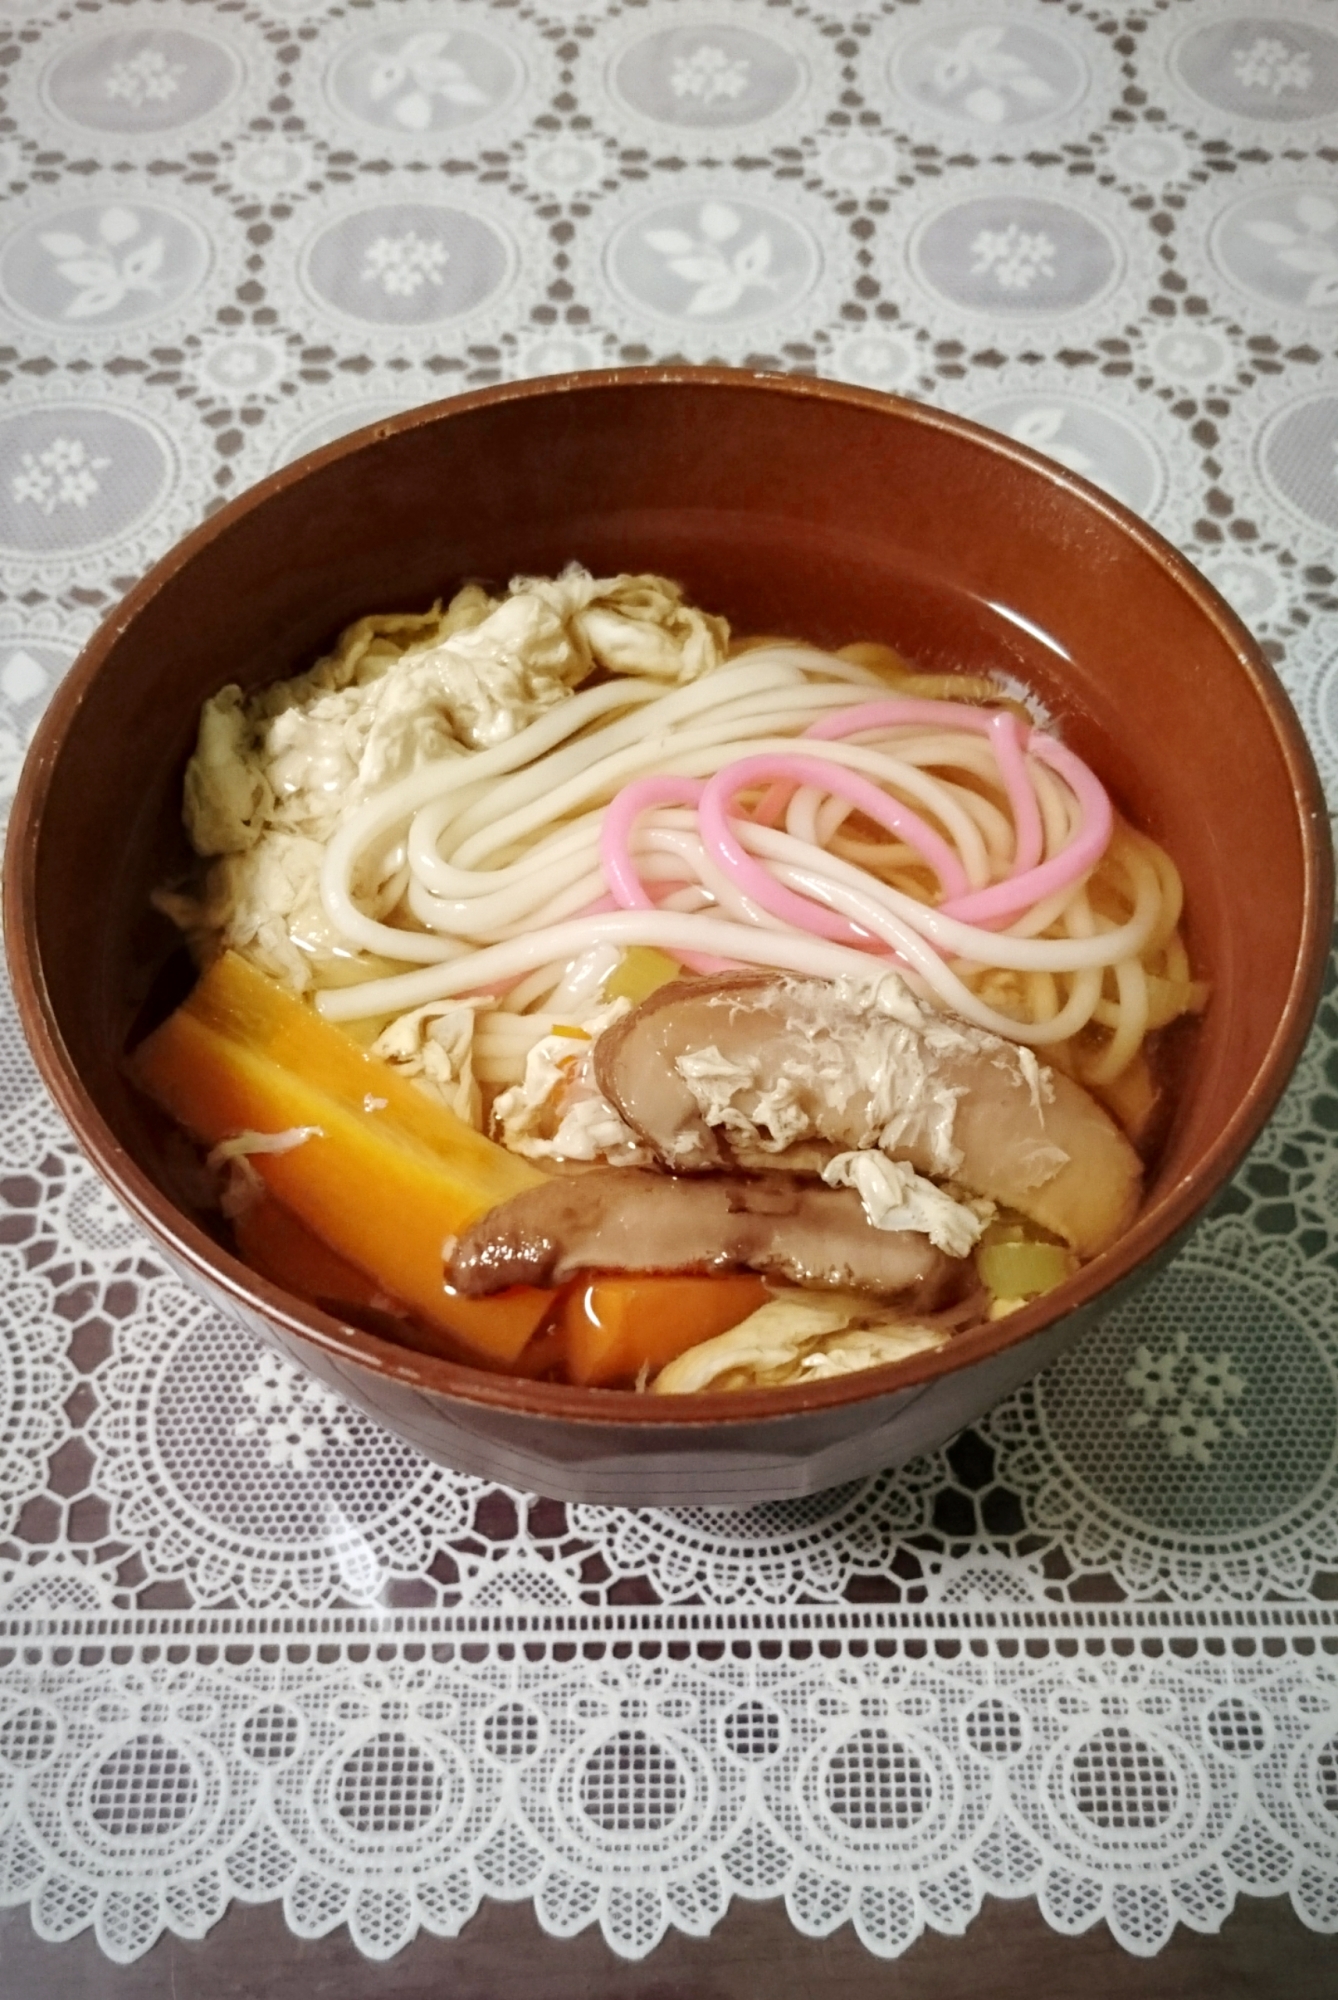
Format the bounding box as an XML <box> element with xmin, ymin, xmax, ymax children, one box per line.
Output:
<box><xmin>977</xmin><ymin>1236</ymin><xmax>1077</xmax><ymax>1300</ymax></box>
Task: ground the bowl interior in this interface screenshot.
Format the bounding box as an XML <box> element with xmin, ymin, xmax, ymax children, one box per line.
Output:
<box><xmin>8</xmin><ymin>371</ymin><xmax>1330</xmax><ymax>1420</ymax></box>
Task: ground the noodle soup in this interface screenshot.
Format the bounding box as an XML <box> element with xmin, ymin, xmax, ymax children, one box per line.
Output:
<box><xmin>132</xmin><ymin>566</ymin><xmax>1205</xmax><ymax>1394</ymax></box>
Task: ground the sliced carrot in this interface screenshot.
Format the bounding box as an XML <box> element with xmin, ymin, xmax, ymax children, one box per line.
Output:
<box><xmin>560</xmin><ymin>1273</ymin><xmax>769</xmax><ymax>1388</ymax></box>
<box><xmin>131</xmin><ymin>958</ymin><xmax>553</xmax><ymax>1363</ymax></box>
<box><xmin>183</xmin><ymin>951</ymin><xmax>537</xmax><ymax>1193</ymax></box>
<box><xmin>137</xmin><ymin>956</ymin><xmax>769</xmax><ymax>1385</ymax></box>
<box><xmin>233</xmin><ymin>1193</ymin><xmax>551</xmax><ymax>1367</ymax></box>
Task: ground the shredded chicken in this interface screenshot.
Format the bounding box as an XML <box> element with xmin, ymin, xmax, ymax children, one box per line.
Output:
<box><xmin>204</xmin><ymin>1125</ymin><xmax>322</xmax><ymax>1219</ymax></box>
<box><xmin>370</xmin><ymin>1000</ymin><xmax>486</xmax><ymax>1126</ymax></box>
<box><xmin>819</xmin><ymin>1151</ymin><xmax>993</xmax><ymax>1256</ymax></box>
<box><xmin>651</xmin><ymin>972</ymin><xmax>974</xmax><ymax>1177</ymax></box>
<box><xmin>205</xmin><ymin>1125</ymin><xmax>323</xmax><ymax>1168</ymax></box>
<box><xmin>491</xmin><ymin>999</ymin><xmax>651</xmax><ymax>1165</ymax></box>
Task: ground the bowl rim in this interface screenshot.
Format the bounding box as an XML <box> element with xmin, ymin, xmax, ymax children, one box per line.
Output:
<box><xmin>6</xmin><ymin>363</ymin><xmax>1333</xmax><ymax>1428</ymax></box>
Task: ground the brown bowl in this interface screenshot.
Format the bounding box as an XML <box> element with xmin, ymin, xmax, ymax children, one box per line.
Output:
<box><xmin>5</xmin><ymin>369</ymin><xmax>1332</xmax><ymax>1505</ymax></box>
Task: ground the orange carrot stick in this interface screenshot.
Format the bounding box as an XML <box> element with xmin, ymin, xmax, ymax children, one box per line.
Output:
<box><xmin>560</xmin><ymin>1272</ymin><xmax>769</xmax><ymax>1387</ymax></box>
<box><xmin>131</xmin><ymin>954</ymin><xmax>553</xmax><ymax>1362</ymax></box>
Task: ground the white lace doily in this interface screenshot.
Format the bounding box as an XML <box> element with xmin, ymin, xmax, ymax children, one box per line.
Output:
<box><xmin>0</xmin><ymin>0</ymin><xmax>1336</xmax><ymax>1970</ymax></box>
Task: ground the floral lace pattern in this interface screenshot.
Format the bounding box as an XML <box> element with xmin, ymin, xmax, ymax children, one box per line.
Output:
<box><xmin>0</xmin><ymin>179</ymin><xmax>236</xmax><ymax>349</ymax></box>
<box><xmin>102</xmin><ymin>49</ymin><xmax>185</xmax><ymax>108</ymax></box>
<box><xmin>10</xmin><ymin>437</ymin><xmax>110</xmax><ymax>517</ymax></box>
<box><xmin>0</xmin><ymin>0</ymin><xmax>1337</xmax><ymax>1970</ymax></box>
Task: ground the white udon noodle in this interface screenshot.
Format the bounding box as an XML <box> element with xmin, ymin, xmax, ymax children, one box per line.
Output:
<box><xmin>311</xmin><ymin>644</ymin><xmax>1185</xmax><ymax>1080</ymax></box>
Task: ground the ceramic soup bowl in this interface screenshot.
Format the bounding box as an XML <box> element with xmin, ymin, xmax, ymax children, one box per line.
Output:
<box><xmin>6</xmin><ymin>369</ymin><xmax>1331</xmax><ymax>1504</ymax></box>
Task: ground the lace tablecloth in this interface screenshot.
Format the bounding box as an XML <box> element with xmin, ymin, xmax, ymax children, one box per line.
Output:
<box><xmin>1</xmin><ymin>0</ymin><xmax>1337</xmax><ymax>1969</ymax></box>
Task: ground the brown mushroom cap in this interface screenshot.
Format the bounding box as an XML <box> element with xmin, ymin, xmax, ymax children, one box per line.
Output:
<box><xmin>592</xmin><ymin>974</ymin><xmax>1142</xmax><ymax>1259</ymax></box>
<box><xmin>446</xmin><ymin>1166</ymin><xmax>956</xmax><ymax>1301</ymax></box>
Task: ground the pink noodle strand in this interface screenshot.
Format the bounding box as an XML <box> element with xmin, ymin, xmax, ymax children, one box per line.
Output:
<box><xmin>988</xmin><ymin>711</ymin><xmax>1043</xmax><ymax>874</ymax></box>
<box><xmin>749</xmin><ymin>780</ymin><xmax>796</xmax><ymax>827</ymax></box>
<box><xmin>943</xmin><ymin>736</ymin><xmax>1110</xmax><ymax>924</ymax></box>
<box><xmin>599</xmin><ymin>775</ymin><xmax>735</xmax><ymax>972</ymax></box>
<box><xmin>597</xmin><ymin>703</ymin><xmax>1113</xmax><ymax>971</ymax></box>
<box><xmin>600</xmin><ymin>776</ymin><xmax>701</xmax><ymax>908</ymax></box>
<box><xmin>806</xmin><ymin>699</ymin><xmax>1040</xmax><ymax>871</ymax></box>
<box><xmin>698</xmin><ymin>753</ymin><xmax>970</xmax><ymax>947</ymax></box>
<box><xmin>805</xmin><ymin>699</ymin><xmax>1108</xmax><ymax>925</ymax></box>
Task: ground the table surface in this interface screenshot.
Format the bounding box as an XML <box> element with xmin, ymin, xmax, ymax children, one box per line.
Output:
<box><xmin>3</xmin><ymin>1888</ymin><xmax>1337</xmax><ymax>1998</ymax></box>
<box><xmin>2</xmin><ymin>0</ymin><xmax>1338</xmax><ymax>1985</ymax></box>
